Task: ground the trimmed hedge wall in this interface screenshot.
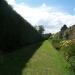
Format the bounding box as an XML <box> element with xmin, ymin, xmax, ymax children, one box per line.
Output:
<box><xmin>0</xmin><ymin>0</ymin><xmax>42</xmax><ymax>52</ymax></box>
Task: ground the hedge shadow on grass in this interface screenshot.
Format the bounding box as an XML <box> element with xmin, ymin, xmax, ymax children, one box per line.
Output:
<box><xmin>0</xmin><ymin>41</ymin><xmax>43</xmax><ymax>75</ymax></box>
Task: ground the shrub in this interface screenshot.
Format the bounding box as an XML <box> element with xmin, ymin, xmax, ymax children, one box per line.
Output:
<box><xmin>52</xmin><ymin>39</ymin><xmax>61</xmax><ymax>50</ymax></box>
<box><xmin>60</xmin><ymin>40</ymin><xmax>72</xmax><ymax>47</ymax></box>
<box><xmin>60</xmin><ymin>40</ymin><xmax>75</xmax><ymax>61</ymax></box>
<box><xmin>69</xmin><ymin>56</ymin><xmax>75</xmax><ymax>73</ymax></box>
<box><xmin>51</xmin><ymin>32</ymin><xmax>63</xmax><ymax>50</ymax></box>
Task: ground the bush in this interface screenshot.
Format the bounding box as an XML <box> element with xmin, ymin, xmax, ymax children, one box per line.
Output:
<box><xmin>60</xmin><ymin>40</ymin><xmax>75</xmax><ymax>61</ymax></box>
<box><xmin>52</xmin><ymin>39</ymin><xmax>61</xmax><ymax>50</ymax></box>
<box><xmin>69</xmin><ymin>56</ymin><xmax>75</xmax><ymax>73</ymax></box>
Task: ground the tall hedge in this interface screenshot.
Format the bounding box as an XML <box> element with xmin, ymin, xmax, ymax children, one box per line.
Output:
<box><xmin>0</xmin><ymin>0</ymin><xmax>42</xmax><ymax>51</ymax></box>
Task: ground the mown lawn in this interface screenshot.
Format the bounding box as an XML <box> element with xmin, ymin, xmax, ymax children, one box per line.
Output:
<box><xmin>22</xmin><ymin>40</ymin><xmax>70</xmax><ymax>75</ymax></box>
<box><xmin>0</xmin><ymin>40</ymin><xmax>70</xmax><ymax>75</ymax></box>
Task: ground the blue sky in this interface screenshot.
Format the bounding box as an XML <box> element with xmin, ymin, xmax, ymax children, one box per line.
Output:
<box><xmin>16</xmin><ymin>0</ymin><xmax>75</xmax><ymax>15</ymax></box>
<box><xmin>6</xmin><ymin>0</ymin><xmax>75</xmax><ymax>33</ymax></box>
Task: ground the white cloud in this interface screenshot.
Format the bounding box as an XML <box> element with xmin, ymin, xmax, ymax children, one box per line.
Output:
<box><xmin>6</xmin><ymin>0</ymin><xmax>15</xmax><ymax>5</ymax></box>
<box><xmin>6</xmin><ymin>0</ymin><xmax>75</xmax><ymax>33</ymax></box>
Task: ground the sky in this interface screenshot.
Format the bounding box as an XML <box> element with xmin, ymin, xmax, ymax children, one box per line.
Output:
<box><xmin>6</xmin><ymin>0</ymin><xmax>75</xmax><ymax>33</ymax></box>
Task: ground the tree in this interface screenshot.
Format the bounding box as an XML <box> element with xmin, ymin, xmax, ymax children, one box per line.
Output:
<box><xmin>59</xmin><ymin>24</ymin><xmax>68</xmax><ymax>39</ymax></box>
<box><xmin>35</xmin><ymin>25</ymin><xmax>44</xmax><ymax>34</ymax></box>
<box><xmin>61</xmin><ymin>24</ymin><xmax>68</xmax><ymax>31</ymax></box>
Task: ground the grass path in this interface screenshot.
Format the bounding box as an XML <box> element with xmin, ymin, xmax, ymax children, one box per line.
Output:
<box><xmin>22</xmin><ymin>40</ymin><xmax>70</xmax><ymax>75</ymax></box>
<box><xmin>0</xmin><ymin>40</ymin><xmax>70</xmax><ymax>75</ymax></box>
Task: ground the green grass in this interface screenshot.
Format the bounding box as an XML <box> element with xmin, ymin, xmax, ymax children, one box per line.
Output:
<box><xmin>0</xmin><ymin>40</ymin><xmax>70</xmax><ymax>75</ymax></box>
<box><xmin>22</xmin><ymin>40</ymin><xmax>70</xmax><ymax>75</ymax></box>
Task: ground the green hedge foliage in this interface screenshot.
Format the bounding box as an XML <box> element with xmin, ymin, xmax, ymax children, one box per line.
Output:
<box><xmin>0</xmin><ymin>0</ymin><xmax>42</xmax><ymax>52</ymax></box>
